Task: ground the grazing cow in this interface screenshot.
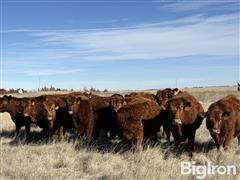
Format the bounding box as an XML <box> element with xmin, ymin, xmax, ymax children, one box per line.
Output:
<box><xmin>68</xmin><ymin>95</ymin><xmax>95</xmax><ymax>142</ymax></box>
<box><xmin>0</xmin><ymin>95</ymin><xmax>32</xmax><ymax>140</ymax></box>
<box><xmin>115</xmin><ymin>97</ymin><xmax>162</xmax><ymax>150</ymax></box>
<box><xmin>205</xmin><ymin>95</ymin><xmax>240</xmax><ymax>150</ymax></box>
<box><xmin>166</xmin><ymin>92</ymin><xmax>204</xmax><ymax>154</ymax></box>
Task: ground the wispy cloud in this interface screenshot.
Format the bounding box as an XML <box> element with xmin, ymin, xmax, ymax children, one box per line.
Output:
<box><xmin>156</xmin><ymin>1</ymin><xmax>239</xmax><ymax>12</ymax></box>
<box><xmin>95</xmin><ymin>18</ymin><xmax>130</xmax><ymax>24</ymax></box>
<box><xmin>27</xmin><ymin>13</ymin><xmax>238</xmax><ymax>61</ymax></box>
<box><xmin>21</xmin><ymin>69</ymin><xmax>84</xmax><ymax>76</ymax></box>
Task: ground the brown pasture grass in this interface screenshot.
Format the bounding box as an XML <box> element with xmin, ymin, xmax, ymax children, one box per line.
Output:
<box><xmin>0</xmin><ymin>87</ymin><xmax>240</xmax><ymax>180</ymax></box>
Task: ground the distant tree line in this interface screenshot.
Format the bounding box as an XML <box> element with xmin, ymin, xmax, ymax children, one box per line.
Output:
<box><xmin>0</xmin><ymin>85</ymin><xmax>109</xmax><ymax>95</ymax></box>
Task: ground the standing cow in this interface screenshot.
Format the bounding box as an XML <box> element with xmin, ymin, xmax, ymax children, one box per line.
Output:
<box><xmin>115</xmin><ymin>97</ymin><xmax>162</xmax><ymax>150</ymax></box>
<box><xmin>205</xmin><ymin>95</ymin><xmax>240</xmax><ymax>150</ymax></box>
<box><xmin>0</xmin><ymin>95</ymin><xmax>32</xmax><ymax>140</ymax></box>
<box><xmin>166</xmin><ymin>92</ymin><xmax>204</xmax><ymax>155</ymax></box>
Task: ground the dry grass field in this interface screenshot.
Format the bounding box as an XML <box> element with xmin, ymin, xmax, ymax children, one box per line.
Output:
<box><xmin>1</xmin><ymin>86</ymin><xmax>240</xmax><ymax>180</ymax></box>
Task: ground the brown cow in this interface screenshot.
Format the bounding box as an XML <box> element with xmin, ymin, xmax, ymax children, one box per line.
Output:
<box><xmin>68</xmin><ymin>95</ymin><xmax>95</xmax><ymax>142</ymax></box>
<box><xmin>23</xmin><ymin>95</ymin><xmax>51</xmax><ymax>138</ymax></box>
<box><xmin>115</xmin><ymin>97</ymin><xmax>162</xmax><ymax>150</ymax></box>
<box><xmin>205</xmin><ymin>95</ymin><xmax>240</xmax><ymax>150</ymax></box>
<box><xmin>154</xmin><ymin>88</ymin><xmax>180</xmax><ymax>142</ymax></box>
<box><xmin>0</xmin><ymin>95</ymin><xmax>32</xmax><ymax>140</ymax></box>
<box><xmin>166</xmin><ymin>92</ymin><xmax>204</xmax><ymax>155</ymax></box>
<box><xmin>42</xmin><ymin>95</ymin><xmax>73</xmax><ymax>141</ymax></box>
<box><xmin>24</xmin><ymin>94</ymin><xmax>74</xmax><ymax>141</ymax></box>
<box><xmin>125</xmin><ymin>92</ymin><xmax>155</xmax><ymax>103</ymax></box>
<box><xmin>85</xmin><ymin>93</ymin><xmax>125</xmax><ymax>139</ymax></box>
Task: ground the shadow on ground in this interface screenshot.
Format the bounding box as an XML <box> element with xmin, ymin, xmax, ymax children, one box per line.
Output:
<box><xmin>1</xmin><ymin>129</ymin><xmax>220</xmax><ymax>157</ymax></box>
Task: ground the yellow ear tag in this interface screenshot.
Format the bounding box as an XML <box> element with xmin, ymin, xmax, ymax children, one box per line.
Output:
<box><xmin>31</xmin><ymin>102</ymin><xmax>35</xmax><ymax>106</ymax></box>
<box><xmin>184</xmin><ymin>106</ymin><xmax>190</xmax><ymax>111</ymax></box>
<box><xmin>55</xmin><ymin>106</ymin><xmax>59</xmax><ymax>110</ymax></box>
<box><xmin>223</xmin><ymin>115</ymin><xmax>229</xmax><ymax>120</ymax></box>
<box><xmin>77</xmin><ymin>100</ymin><xmax>81</xmax><ymax>104</ymax></box>
<box><xmin>173</xmin><ymin>91</ymin><xmax>178</xmax><ymax>96</ymax></box>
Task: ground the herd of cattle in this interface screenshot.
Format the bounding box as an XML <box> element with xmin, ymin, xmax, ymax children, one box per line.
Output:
<box><xmin>0</xmin><ymin>89</ymin><xmax>239</xmax><ymax>156</ymax></box>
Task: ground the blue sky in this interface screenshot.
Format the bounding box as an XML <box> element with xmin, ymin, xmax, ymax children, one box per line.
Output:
<box><xmin>1</xmin><ymin>0</ymin><xmax>239</xmax><ymax>90</ymax></box>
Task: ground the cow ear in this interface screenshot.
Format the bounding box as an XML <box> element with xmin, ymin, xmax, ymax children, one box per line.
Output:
<box><xmin>31</xmin><ymin>100</ymin><xmax>36</xmax><ymax>106</ymax></box>
<box><xmin>55</xmin><ymin>105</ymin><xmax>59</xmax><ymax>110</ymax></box>
<box><xmin>173</xmin><ymin>88</ymin><xmax>179</xmax><ymax>96</ymax></box>
<box><xmin>76</xmin><ymin>97</ymin><xmax>81</xmax><ymax>104</ymax></box>
<box><xmin>222</xmin><ymin>112</ymin><xmax>230</xmax><ymax>120</ymax></box>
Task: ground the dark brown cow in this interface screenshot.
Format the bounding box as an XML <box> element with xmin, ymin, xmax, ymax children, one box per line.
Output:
<box><xmin>166</xmin><ymin>92</ymin><xmax>204</xmax><ymax>154</ymax></box>
<box><xmin>206</xmin><ymin>95</ymin><xmax>240</xmax><ymax>150</ymax></box>
<box><xmin>154</xmin><ymin>88</ymin><xmax>180</xmax><ymax>142</ymax></box>
<box><xmin>85</xmin><ymin>93</ymin><xmax>125</xmax><ymax>139</ymax></box>
<box><xmin>24</xmin><ymin>94</ymin><xmax>74</xmax><ymax>141</ymax></box>
<box><xmin>23</xmin><ymin>95</ymin><xmax>51</xmax><ymax>138</ymax></box>
<box><xmin>42</xmin><ymin>95</ymin><xmax>73</xmax><ymax>141</ymax></box>
<box><xmin>115</xmin><ymin>97</ymin><xmax>162</xmax><ymax>150</ymax></box>
<box><xmin>0</xmin><ymin>95</ymin><xmax>32</xmax><ymax>140</ymax></box>
<box><xmin>68</xmin><ymin>95</ymin><xmax>95</xmax><ymax>142</ymax></box>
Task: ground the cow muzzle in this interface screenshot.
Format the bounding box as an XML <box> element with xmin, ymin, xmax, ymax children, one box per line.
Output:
<box><xmin>173</xmin><ymin>119</ymin><xmax>182</xmax><ymax>125</ymax></box>
<box><xmin>48</xmin><ymin>116</ymin><xmax>53</xmax><ymax>121</ymax></box>
<box><xmin>23</xmin><ymin>113</ymin><xmax>29</xmax><ymax>117</ymax></box>
<box><xmin>212</xmin><ymin>129</ymin><xmax>220</xmax><ymax>134</ymax></box>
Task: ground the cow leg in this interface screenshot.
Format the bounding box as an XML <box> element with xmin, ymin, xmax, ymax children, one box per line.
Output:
<box><xmin>163</xmin><ymin>124</ymin><xmax>171</xmax><ymax>143</ymax></box>
<box><xmin>135</xmin><ymin>129</ymin><xmax>144</xmax><ymax>152</ymax></box>
<box><xmin>187</xmin><ymin>131</ymin><xmax>196</xmax><ymax>157</ymax></box>
<box><xmin>85</xmin><ymin>125</ymin><xmax>93</xmax><ymax>144</ymax></box>
<box><xmin>223</xmin><ymin>133</ymin><xmax>233</xmax><ymax>151</ymax></box>
<box><xmin>25</xmin><ymin>123</ymin><xmax>31</xmax><ymax>142</ymax></box>
<box><xmin>59</xmin><ymin>125</ymin><xmax>65</xmax><ymax>142</ymax></box>
<box><xmin>238</xmin><ymin>135</ymin><xmax>240</xmax><ymax>146</ymax></box>
<box><xmin>14</xmin><ymin>125</ymin><xmax>21</xmax><ymax>140</ymax></box>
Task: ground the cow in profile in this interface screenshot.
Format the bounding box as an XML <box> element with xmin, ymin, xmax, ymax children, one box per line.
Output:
<box><xmin>205</xmin><ymin>95</ymin><xmax>240</xmax><ymax>150</ymax></box>
<box><xmin>166</xmin><ymin>92</ymin><xmax>204</xmax><ymax>155</ymax></box>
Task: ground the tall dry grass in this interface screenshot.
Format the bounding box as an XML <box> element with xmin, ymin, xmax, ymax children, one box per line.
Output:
<box><xmin>0</xmin><ymin>87</ymin><xmax>240</xmax><ymax>180</ymax></box>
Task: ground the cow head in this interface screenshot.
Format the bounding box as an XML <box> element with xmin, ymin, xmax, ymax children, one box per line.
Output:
<box><xmin>167</xmin><ymin>99</ymin><xmax>192</xmax><ymax>139</ymax></box>
<box><xmin>205</xmin><ymin>109</ymin><xmax>231</xmax><ymax>148</ymax></box>
<box><xmin>155</xmin><ymin>88</ymin><xmax>179</xmax><ymax>110</ymax></box>
<box><xmin>24</xmin><ymin>99</ymin><xmax>47</xmax><ymax>123</ymax></box>
<box><xmin>43</xmin><ymin>101</ymin><xmax>58</xmax><ymax>128</ymax></box>
<box><xmin>0</xmin><ymin>95</ymin><xmax>11</xmax><ymax>112</ymax></box>
<box><xmin>110</xmin><ymin>94</ymin><xmax>125</xmax><ymax>112</ymax></box>
<box><xmin>0</xmin><ymin>96</ymin><xmax>25</xmax><ymax>118</ymax></box>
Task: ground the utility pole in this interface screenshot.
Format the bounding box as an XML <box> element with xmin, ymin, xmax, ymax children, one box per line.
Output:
<box><xmin>38</xmin><ymin>77</ymin><xmax>40</xmax><ymax>92</ymax></box>
<box><xmin>175</xmin><ymin>79</ymin><xmax>178</xmax><ymax>88</ymax></box>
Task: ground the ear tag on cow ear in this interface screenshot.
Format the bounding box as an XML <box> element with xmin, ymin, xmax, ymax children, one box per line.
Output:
<box><xmin>223</xmin><ymin>114</ymin><xmax>229</xmax><ymax>120</ymax></box>
<box><xmin>77</xmin><ymin>100</ymin><xmax>81</xmax><ymax>104</ymax></box>
<box><xmin>31</xmin><ymin>101</ymin><xmax>35</xmax><ymax>106</ymax></box>
<box><xmin>55</xmin><ymin>106</ymin><xmax>59</xmax><ymax>110</ymax></box>
<box><xmin>173</xmin><ymin>90</ymin><xmax>178</xmax><ymax>96</ymax></box>
<box><xmin>184</xmin><ymin>106</ymin><xmax>190</xmax><ymax>111</ymax></box>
